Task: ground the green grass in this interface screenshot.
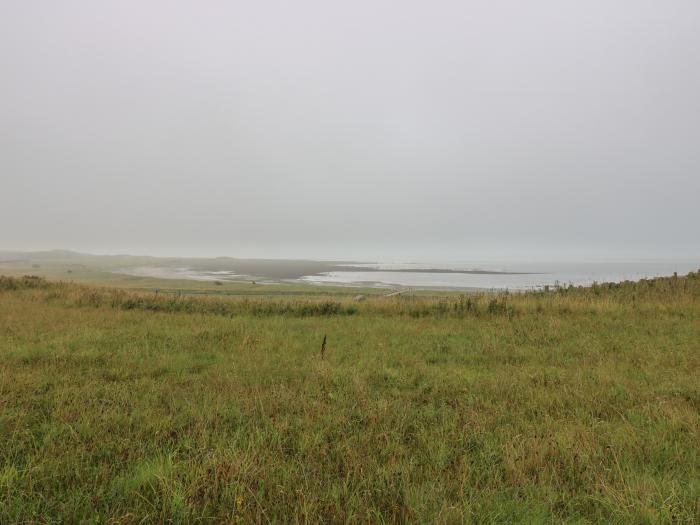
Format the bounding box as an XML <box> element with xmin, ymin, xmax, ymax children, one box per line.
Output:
<box><xmin>1</xmin><ymin>274</ymin><xmax>699</xmax><ymax>523</ymax></box>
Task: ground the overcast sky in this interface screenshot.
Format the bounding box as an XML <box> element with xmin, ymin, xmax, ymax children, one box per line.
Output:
<box><xmin>1</xmin><ymin>1</ymin><xmax>699</xmax><ymax>261</ymax></box>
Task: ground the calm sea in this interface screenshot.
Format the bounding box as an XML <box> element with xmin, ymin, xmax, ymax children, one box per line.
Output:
<box><xmin>120</xmin><ymin>260</ymin><xmax>700</xmax><ymax>291</ymax></box>
<box><xmin>298</xmin><ymin>261</ymin><xmax>700</xmax><ymax>290</ymax></box>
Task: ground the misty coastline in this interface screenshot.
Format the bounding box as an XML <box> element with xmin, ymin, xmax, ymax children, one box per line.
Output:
<box><xmin>2</xmin><ymin>250</ymin><xmax>699</xmax><ymax>291</ymax></box>
<box><xmin>111</xmin><ymin>259</ymin><xmax>700</xmax><ymax>291</ymax></box>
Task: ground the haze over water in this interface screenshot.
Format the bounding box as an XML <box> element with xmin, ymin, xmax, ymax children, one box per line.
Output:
<box><xmin>300</xmin><ymin>261</ymin><xmax>700</xmax><ymax>290</ymax></box>
<box><xmin>121</xmin><ymin>259</ymin><xmax>700</xmax><ymax>291</ymax></box>
<box><xmin>2</xmin><ymin>2</ymin><xmax>699</xmax><ymax>262</ymax></box>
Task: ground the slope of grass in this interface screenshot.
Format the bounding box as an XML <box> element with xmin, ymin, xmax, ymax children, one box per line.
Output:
<box><xmin>0</xmin><ymin>274</ymin><xmax>699</xmax><ymax>523</ymax></box>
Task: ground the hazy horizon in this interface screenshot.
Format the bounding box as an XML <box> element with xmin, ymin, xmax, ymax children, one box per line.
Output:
<box><xmin>2</xmin><ymin>247</ymin><xmax>700</xmax><ymax>266</ymax></box>
<box><xmin>2</xmin><ymin>1</ymin><xmax>699</xmax><ymax>261</ymax></box>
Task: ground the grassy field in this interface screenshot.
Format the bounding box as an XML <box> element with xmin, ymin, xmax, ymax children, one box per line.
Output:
<box><xmin>1</xmin><ymin>273</ymin><xmax>699</xmax><ymax>523</ymax></box>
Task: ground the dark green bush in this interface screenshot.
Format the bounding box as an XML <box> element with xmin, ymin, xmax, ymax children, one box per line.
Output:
<box><xmin>0</xmin><ymin>275</ymin><xmax>49</xmax><ymax>291</ymax></box>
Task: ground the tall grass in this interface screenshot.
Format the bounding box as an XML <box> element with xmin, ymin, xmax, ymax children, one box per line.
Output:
<box><xmin>0</xmin><ymin>272</ymin><xmax>699</xmax><ymax>523</ymax></box>
<box><xmin>2</xmin><ymin>271</ymin><xmax>699</xmax><ymax>319</ymax></box>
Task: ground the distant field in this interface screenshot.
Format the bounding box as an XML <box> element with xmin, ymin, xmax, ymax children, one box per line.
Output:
<box><xmin>1</xmin><ymin>273</ymin><xmax>699</xmax><ymax>523</ymax></box>
<box><xmin>0</xmin><ymin>251</ymin><xmax>387</xmax><ymax>298</ymax></box>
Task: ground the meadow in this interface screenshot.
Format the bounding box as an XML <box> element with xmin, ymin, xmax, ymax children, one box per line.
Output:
<box><xmin>0</xmin><ymin>273</ymin><xmax>699</xmax><ymax>523</ymax></box>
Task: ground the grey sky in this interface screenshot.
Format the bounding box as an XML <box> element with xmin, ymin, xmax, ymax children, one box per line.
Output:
<box><xmin>2</xmin><ymin>1</ymin><xmax>699</xmax><ymax>261</ymax></box>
